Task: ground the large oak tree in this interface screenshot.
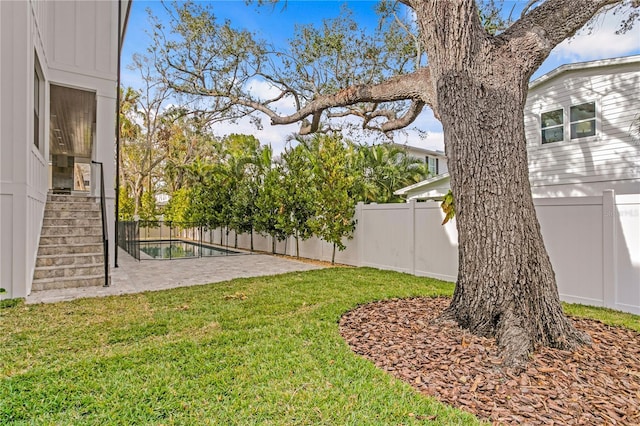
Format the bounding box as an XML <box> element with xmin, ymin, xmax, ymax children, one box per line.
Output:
<box><xmin>151</xmin><ymin>0</ymin><xmax>638</xmax><ymax>366</ymax></box>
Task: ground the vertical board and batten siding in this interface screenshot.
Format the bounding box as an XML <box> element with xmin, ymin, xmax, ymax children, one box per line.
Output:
<box><xmin>46</xmin><ymin>0</ymin><xmax>121</xmax><ymax>268</ymax></box>
<box><xmin>0</xmin><ymin>0</ymin><xmax>48</xmax><ymax>298</ymax></box>
<box><xmin>49</xmin><ymin>1</ymin><xmax>118</xmax><ymax>78</ymax></box>
<box><xmin>525</xmin><ymin>60</ymin><xmax>640</xmax><ymax>197</ymax></box>
<box><xmin>1</xmin><ymin>1</ymin><xmax>123</xmax><ymax>297</ymax></box>
<box><xmin>27</xmin><ymin>2</ymin><xmax>50</xmax><ymax>296</ymax></box>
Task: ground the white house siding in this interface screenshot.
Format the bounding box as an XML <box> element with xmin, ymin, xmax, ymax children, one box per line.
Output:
<box><xmin>0</xmin><ymin>1</ymin><xmax>124</xmax><ymax>298</ymax></box>
<box><xmin>400</xmin><ymin>144</ymin><xmax>449</xmax><ymax>175</ymax></box>
<box><xmin>525</xmin><ymin>59</ymin><xmax>640</xmax><ymax>197</ymax></box>
<box><xmin>0</xmin><ymin>1</ymin><xmax>48</xmax><ymax>298</ymax></box>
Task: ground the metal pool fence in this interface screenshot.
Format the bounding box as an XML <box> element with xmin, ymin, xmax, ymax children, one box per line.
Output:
<box><xmin>117</xmin><ymin>220</ymin><xmax>238</xmax><ymax>260</ymax></box>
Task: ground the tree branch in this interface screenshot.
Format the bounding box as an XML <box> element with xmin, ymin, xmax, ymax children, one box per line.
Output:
<box><xmin>379</xmin><ymin>100</ymin><xmax>425</xmax><ymax>132</ymax></box>
<box><xmin>259</xmin><ymin>67</ymin><xmax>435</xmax><ymax>128</ymax></box>
<box><xmin>501</xmin><ymin>0</ymin><xmax>626</xmax><ymax>66</ymax></box>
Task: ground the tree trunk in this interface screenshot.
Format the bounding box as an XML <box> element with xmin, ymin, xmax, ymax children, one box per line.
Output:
<box><xmin>408</xmin><ymin>0</ymin><xmax>595</xmax><ymax>368</ymax></box>
<box><xmin>436</xmin><ymin>66</ymin><xmax>590</xmax><ymax>367</ymax></box>
<box><xmin>250</xmin><ymin>226</ymin><xmax>254</xmax><ymax>252</ymax></box>
<box><xmin>331</xmin><ymin>243</ymin><xmax>336</xmax><ymax>265</ymax></box>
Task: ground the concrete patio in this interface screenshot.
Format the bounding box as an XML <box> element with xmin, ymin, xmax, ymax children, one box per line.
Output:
<box><xmin>26</xmin><ymin>248</ymin><xmax>323</xmax><ymax>304</ymax></box>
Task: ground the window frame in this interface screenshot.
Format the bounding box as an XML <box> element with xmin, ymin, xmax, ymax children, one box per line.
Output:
<box><xmin>540</xmin><ymin>107</ymin><xmax>565</xmax><ymax>145</ymax></box>
<box><xmin>425</xmin><ymin>156</ymin><xmax>439</xmax><ymax>175</ymax></box>
<box><xmin>569</xmin><ymin>101</ymin><xmax>597</xmax><ymax>140</ymax></box>
<box><xmin>34</xmin><ymin>52</ymin><xmax>44</xmax><ymax>154</ymax></box>
<box><xmin>538</xmin><ymin>100</ymin><xmax>599</xmax><ymax>147</ymax></box>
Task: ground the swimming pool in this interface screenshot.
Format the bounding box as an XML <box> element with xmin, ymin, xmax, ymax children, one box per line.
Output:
<box><xmin>138</xmin><ymin>240</ymin><xmax>240</xmax><ymax>260</ymax></box>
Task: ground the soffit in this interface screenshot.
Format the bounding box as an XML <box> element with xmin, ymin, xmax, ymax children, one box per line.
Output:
<box><xmin>49</xmin><ymin>84</ymin><xmax>96</xmax><ymax>158</ymax></box>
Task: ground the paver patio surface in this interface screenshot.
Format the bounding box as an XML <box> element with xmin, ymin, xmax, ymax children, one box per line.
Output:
<box><xmin>26</xmin><ymin>248</ymin><xmax>322</xmax><ymax>304</ymax></box>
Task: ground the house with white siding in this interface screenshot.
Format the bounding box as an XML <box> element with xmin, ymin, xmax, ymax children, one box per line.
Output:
<box><xmin>394</xmin><ymin>143</ymin><xmax>449</xmax><ymax>176</ymax></box>
<box><xmin>525</xmin><ymin>55</ymin><xmax>640</xmax><ymax>197</ymax></box>
<box><xmin>0</xmin><ymin>1</ymin><xmax>131</xmax><ymax>299</ymax></box>
<box><xmin>395</xmin><ymin>55</ymin><xmax>640</xmax><ymax>201</ymax></box>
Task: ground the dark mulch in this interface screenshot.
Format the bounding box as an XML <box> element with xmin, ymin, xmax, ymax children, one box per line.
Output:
<box><xmin>339</xmin><ymin>297</ymin><xmax>640</xmax><ymax>425</ymax></box>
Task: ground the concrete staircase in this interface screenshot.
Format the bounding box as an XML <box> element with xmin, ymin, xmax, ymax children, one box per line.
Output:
<box><xmin>32</xmin><ymin>193</ymin><xmax>109</xmax><ymax>291</ymax></box>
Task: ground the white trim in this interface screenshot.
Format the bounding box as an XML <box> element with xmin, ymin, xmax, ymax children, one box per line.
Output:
<box><xmin>394</xmin><ymin>172</ymin><xmax>450</xmax><ymax>195</ymax></box>
<box><xmin>534</xmin><ymin>97</ymin><xmax>602</xmax><ymax>149</ymax></box>
<box><xmin>393</xmin><ymin>143</ymin><xmax>446</xmax><ymax>157</ymax></box>
<box><xmin>529</xmin><ymin>55</ymin><xmax>640</xmax><ymax>90</ymax></box>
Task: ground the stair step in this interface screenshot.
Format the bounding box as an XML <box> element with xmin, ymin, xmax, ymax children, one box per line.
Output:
<box><xmin>31</xmin><ymin>275</ymin><xmax>109</xmax><ymax>292</ymax></box>
<box><xmin>40</xmin><ymin>225</ymin><xmax>102</xmax><ymax>236</ymax></box>
<box><xmin>36</xmin><ymin>253</ymin><xmax>104</xmax><ymax>267</ymax></box>
<box><xmin>47</xmin><ymin>194</ymin><xmax>96</xmax><ymax>202</ymax></box>
<box><xmin>34</xmin><ymin>264</ymin><xmax>106</xmax><ymax>280</ymax></box>
<box><xmin>45</xmin><ymin>202</ymin><xmax>100</xmax><ymax>211</ymax></box>
<box><xmin>44</xmin><ymin>210</ymin><xmax>101</xmax><ymax>219</ymax></box>
<box><xmin>38</xmin><ymin>243</ymin><xmax>105</xmax><ymax>255</ymax></box>
<box><xmin>33</xmin><ymin>193</ymin><xmax>109</xmax><ymax>291</ymax></box>
<box><xmin>39</xmin><ymin>235</ymin><xmax>103</xmax><ymax>246</ymax></box>
<box><xmin>42</xmin><ymin>218</ymin><xmax>102</xmax><ymax>227</ymax></box>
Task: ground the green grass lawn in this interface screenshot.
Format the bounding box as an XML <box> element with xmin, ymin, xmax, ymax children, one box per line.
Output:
<box><xmin>1</xmin><ymin>267</ymin><xmax>638</xmax><ymax>425</ymax></box>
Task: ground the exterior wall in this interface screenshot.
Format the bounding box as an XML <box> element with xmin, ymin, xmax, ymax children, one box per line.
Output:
<box><xmin>396</xmin><ymin>57</ymin><xmax>640</xmax><ymax>201</ymax></box>
<box><xmin>0</xmin><ymin>1</ymin><xmax>122</xmax><ymax>298</ymax></box>
<box><xmin>1</xmin><ymin>1</ymin><xmax>49</xmax><ymax>298</ymax></box>
<box><xmin>401</xmin><ymin>145</ymin><xmax>449</xmax><ymax>175</ymax></box>
<box><xmin>525</xmin><ymin>59</ymin><xmax>640</xmax><ymax>197</ymax></box>
<box><xmin>204</xmin><ymin>193</ymin><xmax>639</xmax><ymax>315</ymax></box>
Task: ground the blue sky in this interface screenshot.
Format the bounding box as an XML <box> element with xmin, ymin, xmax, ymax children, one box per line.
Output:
<box><xmin>122</xmin><ymin>1</ymin><xmax>640</xmax><ymax>153</ymax></box>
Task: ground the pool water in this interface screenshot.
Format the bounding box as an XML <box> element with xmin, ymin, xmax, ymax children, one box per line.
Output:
<box><xmin>139</xmin><ymin>240</ymin><xmax>238</xmax><ymax>259</ymax></box>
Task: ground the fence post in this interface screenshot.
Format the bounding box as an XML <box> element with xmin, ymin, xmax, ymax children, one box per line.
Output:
<box><xmin>356</xmin><ymin>202</ymin><xmax>364</xmax><ymax>267</ymax></box>
<box><xmin>602</xmin><ymin>190</ymin><xmax>616</xmax><ymax>309</ymax></box>
<box><xmin>409</xmin><ymin>199</ymin><xmax>416</xmax><ymax>276</ymax></box>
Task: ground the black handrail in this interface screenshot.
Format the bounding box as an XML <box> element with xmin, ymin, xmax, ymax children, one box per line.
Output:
<box><xmin>92</xmin><ymin>161</ymin><xmax>110</xmax><ymax>287</ymax></box>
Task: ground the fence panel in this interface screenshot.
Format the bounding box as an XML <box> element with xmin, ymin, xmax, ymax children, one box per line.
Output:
<box><xmin>614</xmin><ymin>194</ymin><xmax>640</xmax><ymax>314</ymax></box>
<box><xmin>117</xmin><ymin>221</ymin><xmax>139</xmax><ymax>260</ymax></box>
<box><xmin>181</xmin><ymin>191</ymin><xmax>639</xmax><ymax>314</ymax></box>
<box><xmin>414</xmin><ymin>203</ymin><xmax>458</xmax><ymax>281</ymax></box>
<box><xmin>535</xmin><ymin>197</ymin><xmax>605</xmax><ymax>307</ymax></box>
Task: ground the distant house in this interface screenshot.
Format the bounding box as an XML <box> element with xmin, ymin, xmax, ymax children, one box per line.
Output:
<box><xmin>525</xmin><ymin>55</ymin><xmax>640</xmax><ymax>197</ymax></box>
<box><xmin>0</xmin><ymin>1</ymin><xmax>131</xmax><ymax>298</ymax></box>
<box><xmin>394</xmin><ymin>143</ymin><xmax>448</xmax><ymax>176</ymax></box>
<box><xmin>395</xmin><ymin>55</ymin><xmax>640</xmax><ymax>201</ymax></box>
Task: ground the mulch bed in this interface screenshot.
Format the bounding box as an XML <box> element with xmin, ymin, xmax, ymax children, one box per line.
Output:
<box><xmin>339</xmin><ymin>297</ymin><xmax>640</xmax><ymax>425</ymax></box>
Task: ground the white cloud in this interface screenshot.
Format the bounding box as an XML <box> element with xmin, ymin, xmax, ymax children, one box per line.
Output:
<box><xmin>244</xmin><ymin>78</ymin><xmax>297</xmax><ymax>115</ymax></box>
<box><xmin>391</xmin><ymin>108</ymin><xmax>444</xmax><ymax>151</ymax></box>
<box><xmin>551</xmin><ymin>10</ymin><xmax>640</xmax><ymax>62</ymax></box>
<box><xmin>211</xmin><ymin>114</ymin><xmax>299</xmax><ymax>155</ymax></box>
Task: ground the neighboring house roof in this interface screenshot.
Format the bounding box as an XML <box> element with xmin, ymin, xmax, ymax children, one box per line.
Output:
<box><xmin>393</xmin><ymin>143</ymin><xmax>446</xmax><ymax>158</ymax></box>
<box><xmin>394</xmin><ymin>173</ymin><xmax>450</xmax><ymax>201</ymax></box>
<box><xmin>529</xmin><ymin>54</ymin><xmax>640</xmax><ymax>90</ymax></box>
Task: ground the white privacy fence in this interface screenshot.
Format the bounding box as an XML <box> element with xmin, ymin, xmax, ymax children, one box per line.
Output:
<box><xmin>194</xmin><ymin>190</ymin><xmax>639</xmax><ymax>315</ymax></box>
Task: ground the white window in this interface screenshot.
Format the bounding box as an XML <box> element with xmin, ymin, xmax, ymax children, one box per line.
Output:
<box><xmin>540</xmin><ymin>101</ymin><xmax>597</xmax><ymax>145</ymax></box>
<box><xmin>541</xmin><ymin>108</ymin><xmax>564</xmax><ymax>144</ymax></box>
<box><xmin>570</xmin><ymin>102</ymin><xmax>596</xmax><ymax>139</ymax></box>
<box><xmin>426</xmin><ymin>156</ymin><xmax>439</xmax><ymax>175</ymax></box>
